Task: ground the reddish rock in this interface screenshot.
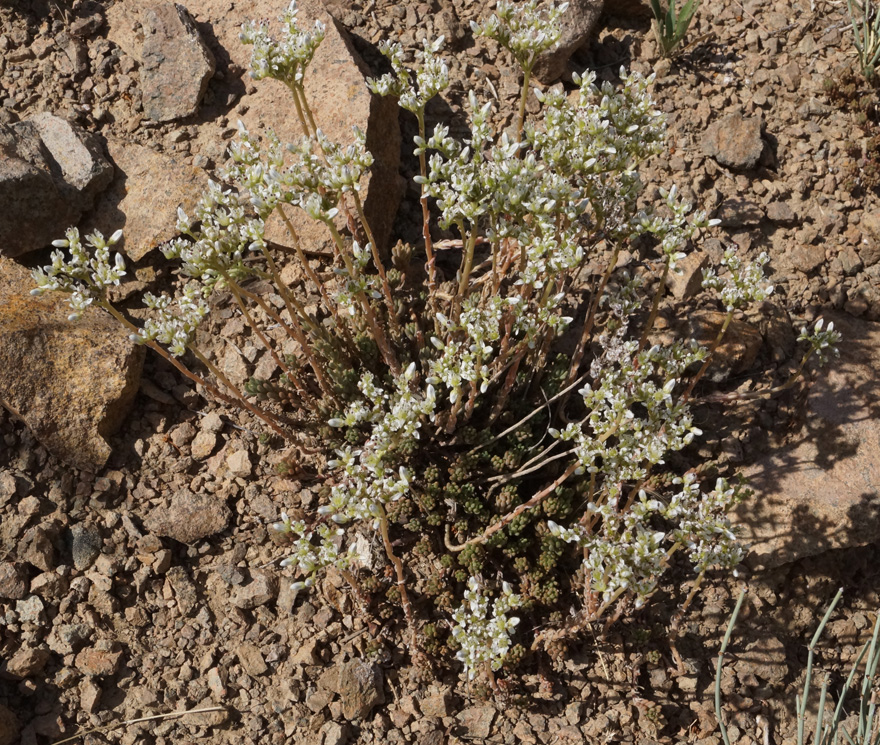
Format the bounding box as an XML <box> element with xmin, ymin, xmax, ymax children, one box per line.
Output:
<box><xmin>0</xmin><ymin>257</ymin><xmax>144</xmax><ymax>471</ymax></box>
<box><xmin>4</xmin><ymin>646</ymin><xmax>50</xmax><ymax>677</ymax></box>
<box><xmin>75</xmin><ymin>640</ymin><xmax>123</xmax><ymax>677</ymax></box>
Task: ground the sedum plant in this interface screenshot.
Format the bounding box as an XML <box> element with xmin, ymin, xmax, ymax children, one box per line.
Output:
<box><xmin>32</xmin><ymin>0</ymin><xmax>840</xmax><ymax>682</ymax></box>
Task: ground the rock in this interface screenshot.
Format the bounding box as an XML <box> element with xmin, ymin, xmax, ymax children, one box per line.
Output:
<box><xmin>420</xmin><ymin>689</ymin><xmax>451</xmax><ymax>718</ymax></box>
<box><xmin>140</xmin><ymin>2</ymin><xmax>216</xmax><ymax>121</ymax></box>
<box><xmin>784</xmin><ymin>244</ymin><xmax>826</xmax><ymax>274</ymax></box>
<box><xmin>15</xmin><ymin>595</ymin><xmax>45</xmax><ymax>624</ymax></box>
<box><xmin>532</xmin><ymin>0</ymin><xmax>605</xmax><ymax>83</ymax></box>
<box><xmin>702</xmin><ymin>113</ymin><xmax>765</xmax><ymax>170</ymax></box>
<box><xmin>75</xmin><ymin>640</ymin><xmax>123</xmax><ymax>677</ymax></box>
<box><xmin>144</xmin><ymin>488</ymin><xmax>231</xmax><ymax>544</ymax></box>
<box><xmin>47</xmin><ymin>623</ymin><xmax>92</xmax><ymax>655</ymax></box>
<box><xmin>226</xmin><ymin>449</ymin><xmax>252</xmax><ymax>478</ymax></box>
<box><xmin>82</xmin><ymin>137</ymin><xmax>209</xmax><ymax>261</ymax></box>
<box><xmin>236</xmin><ymin>642</ymin><xmax>268</xmax><ymax>676</ymax></box>
<box><xmin>4</xmin><ymin>646</ymin><xmax>50</xmax><ymax>677</ymax></box>
<box><xmin>668</xmin><ymin>251</ymin><xmax>709</xmax><ymax>300</ymax></box>
<box><xmin>80</xmin><ymin>679</ymin><xmax>102</xmax><ymax>714</ymax></box>
<box><xmin>30</xmin><ymin>571</ymin><xmax>68</xmax><ymax>600</ymax></box>
<box><xmin>734</xmin><ymin>635</ymin><xmax>787</xmax><ymax>686</ymax></box>
<box><xmin>0</xmin><ymin>113</ymin><xmax>113</xmax><ymax>257</ymax></box>
<box><xmin>714</xmin><ymin>198</ymin><xmax>764</xmax><ymax>228</ymax></box>
<box><xmin>766</xmin><ymin>201</ymin><xmax>797</xmax><ymax>225</ymax></box>
<box><xmin>735</xmin><ymin>312</ymin><xmax>880</xmax><ymax>568</ymax></box>
<box><xmin>858</xmin><ymin>212</ymin><xmax>880</xmax><ymax>267</ymax></box>
<box><xmin>0</xmin><ymin>257</ymin><xmax>145</xmax><ymax>471</ymax></box>
<box><xmin>70</xmin><ymin>524</ymin><xmax>102</xmax><ymax>571</ymax></box>
<box><xmin>0</xmin><ymin>562</ymin><xmax>28</xmax><ymax>600</ymax></box>
<box><xmin>232</xmin><ymin>570</ymin><xmax>278</xmax><ymax>610</ymax></box>
<box><xmin>335</xmin><ymin>658</ymin><xmax>384</xmax><ymax>720</ymax></box>
<box><xmin>190</xmin><ymin>430</ymin><xmax>218</xmax><ymax>460</ymax></box>
<box><xmin>0</xmin><ymin>705</ymin><xmax>19</xmax><ymax>745</ymax></box>
<box><xmin>19</xmin><ymin>526</ymin><xmax>57</xmax><ymax>572</ymax></box>
<box><xmin>189</xmin><ymin>0</ymin><xmax>403</xmax><ymax>254</ymax></box>
<box><xmin>320</xmin><ymin>721</ymin><xmax>351</xmax><ymax>745</ymax></box>
<box><xmin>457</xmin><ymin>706</ymin><xmax>496</xmax><ymax>739</ymax></box>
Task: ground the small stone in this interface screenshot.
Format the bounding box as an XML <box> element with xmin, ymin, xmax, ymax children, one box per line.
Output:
<box><xmin>766</xmin><ymin>201</ymin><xmax>797</xmax><ymax>225</ymax></box>
<box><xmin>70</xmin><ymin>524</ymin><xmax>102</xmax><ymax>570</ymax></box>
<box><xmin>336</xmin><ymin>659</ymin><xmax>384</xmax><ymax>721</ymax></box>
<box><xmin>47</xmin><ymin>623</ymin><xmax>92</xmax><ymax>655</ymax></box>
<box><xmin>201</xmin><ymin>412</ymin><xmax>224</xmax><ymax>432</ymax></box>
<box><xmin>292</xmin><ymin>636</ymin><xmax>319</xmax><ymax>665</ymax></box>
<box><xmin>668</xmin><ymin>251</ymin><xmax>709</xmax><ymax>300</ymax></box>
<box><xmin>320</xmin><ymin>721</ymin><xmax>351</xmax><ymax>745</ymax></box>
<box><xmin>787</xmin><ymin>244</ymin><xmax>826</xmax><ymax>274</ymax></box>
<box><xmin>226</xmin><ymin>450</ymin><xmax>252</xmax><ymax>478</ymax></box>
<box><xmin>190</xmin><ymin>431</ymin><xmax>218</xmax><ymax>460</ymax></box>
<box><xmin>457</xmin><ymin>706</ymin><xmax>496</xmax><ymax>739</ymax></box>
<box><xmin>15</xmin><ymin>595</ymin><xmax>45</xmax><ymax>624</ymax></box>
<box><xmin>420</xmin><ymin>689</ymin><xmax>451</xmax><ymax>718</ymax></box>
<box><xmin>232</xmin><ymin>570</ymin><xmax>278</xmax><ymax>610</ymax></box>
<box><xmin>0</xmin><ymin>563</ymin><xmax>28</xmax><ymax>599</ymax></box>
<box><xmin>75</xmin><ymin>640</ymin><xmax>123</xmax><ymax>677</ymax></box>
<box><xmin>838</xmin><ymin>246</ymin><xmax>864</xmax><ymax>276</ymax></box>
<box><xmin>144</xmin><ymin>489</ymin><xmax>231</xmax><ymax>544</ymax></box>
<box><xmin>80</xmin><ymin>679</ymin><xmax>102</xmax><ymax>714</ymax></box>
<box><xmin>702</xmin><ymin>113</ymin><xmax>765</xmax><ymax>170</ymax></box>
<box><xmin>4</xmin><ymin>647</ymin><xmax>50</xmax><ymax>677</ymax></box>
<box><xmin>236</xmin><ymin>643</ymin><xmax>268</xmax><ymax>677</ymax></box>
<box><xmin>20</xmin><ymin>526</ymin><xmax>56</xmax><ymax>571</ymax></box>
<box><xmin>29</xmin><ymin>572</ymin><xmax>68</xmax><ymax>600</ymax></box>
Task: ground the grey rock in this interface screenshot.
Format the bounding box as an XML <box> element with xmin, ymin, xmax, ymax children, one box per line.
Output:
<box><xmin>15</xmin><ymin>595</ymin><xmax>45</xmax><ymax>624</ymax></box>
<box><xmin>70</xmin><ymin>524</ymin><xmax>102</xmax><ymax>571</ymax></box>
<box><xmin>232</xmin><ymin>569</ymin><xmax>278</xmax><ymax>610</ymax></box>
<box><xmin>0</xmin><ymin>113</ymin><xmax>113</xmax><ymax>258</ymax></box>
<box><xmin>0</xmin><ymin>562</ymin><xmax>28</xmax><ymax>600</ymax></box>
<box><xmin>144</xmin><ymin>489</ymin><xmax>231</xmax><ymax>544</ymax></box>
<box><xmin>0</xmin><ymin>705</ymin><xmax>19</xmax><ymax>745</ymax></box>
<box><xmin>532</xmin><ymin>0</ymin><xmax>605</xmax><ymax>83</ymax></box>
<box><xmin>47</xmin><ymin>623</ymin><xmax>93</xmax><ymax>655</ymax></box>
<box><xmin>735</xmin><ymin>312</ymin><xmax>880</xmax><ymax>568</ymax></box>
<box><xmin>0</xmin><ymin>256</ymin><xmax>144</xmax><ymax>471</ymax></box>
<box><xmin>140</xmin><ymin>2</ymin><xmax>216</xmax><ymax>122</ymax></box>
<box><xmin>702</xmin><ymin>113</ymin><xmax>765</xmax><ymax>170</ymax></box>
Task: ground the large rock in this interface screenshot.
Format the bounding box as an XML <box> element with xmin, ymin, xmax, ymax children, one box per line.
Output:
<box><xmin>0</xmin><ymin>257</ymin><xmax>144</xmax><ymax>472</ymax></box>
<box><xmin>533</xmin><ymin>0</ymin><xmax>605</xmax><ymax>83</ymax></box>
<box><xmin>82</xmin><ymin>137</ymin><xmax>208</xmax><ymax>261</ymax></box>
<box><xmin>106</xmin><ymin>1</ymin><xmax>215</xmax><ymax>122</ymax></box>
<box><xmin>189</xmin><ymin>0</ymin><xmax>403</xmax><ymax>255</ymax></box>
<box><xmin>0</xmin><ymin>113</ymin><xmax>113</xmax><ymax>258</ymax></box>
<box><xmin>734</xmin><ymin>312</ymin><xmax>880</xmax><ymax>569</ymax></box>
<box><xmin>140</xmin><ymin>2</ymin><xmax>216</xmax><ymax>121</ymax></box>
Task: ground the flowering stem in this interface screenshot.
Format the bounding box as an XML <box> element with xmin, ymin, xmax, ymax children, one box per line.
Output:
<box><xmin>680</xmin><ymin>308</ymin><xmax>734</xmax><ymax>401</ymax></box>
<box><xmin>101</xmin><ymin>301</ymin><xmax>289</xmax><ymax>439</ymax></box>
<box><xmin>515</xmin><ymin>66</ymin><xmax>533</xmax><ymax>140</ymax></box>
<box><xmin>415</xmin><ymin>110</ymin><xmax>439</xmax><ymax>303</ymax></box>
<box><xmin>637</xmin><ymin>258</ymin><xmax>671</xmax><ymax>354</ymax></box>
<box><xmin>377</xmin><ymin>509</ymin><xmax>419</xmax><ymax>656</ymax></box>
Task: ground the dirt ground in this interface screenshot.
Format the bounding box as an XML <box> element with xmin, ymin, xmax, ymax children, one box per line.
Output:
<box><xmin>2</xmin><ymin>0</ymin><xmax>880</xmax><ymax>743</ymax></box>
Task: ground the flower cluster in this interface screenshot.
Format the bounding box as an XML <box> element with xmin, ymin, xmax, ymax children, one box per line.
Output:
<box><xmin>273</xmin><ymin>513</ymin><xmax>357</xmax><ymax>591</ymax></box>
<box><xmin>798</xmin><ymin>317</ymin><xmax>842</xmax><ymax>365</ymax></box>
<box><xmin>472</xmin><ymin>0</ymin><xmax>569</xmax><ymax>71</ymax></box>
<box><xmin>240</xmin><ymin>1</ymin><xmax>325</xmax><ymax>86</ymax></box>
<box><xmin>31</xmin><ymin>227</ymin><xmax>126</xmax><ymax>320</ymax></box>
<box><xmin>131</xmin><ymin>284</ymin><xmax>210</xmax><ymax>357</ymax></box>
<box><xmin>450</xmin><ymin>577</ymin><xmax>522</xmax><ymax>679</ymax></box>
<box><xmin>702</xmin><ymin>247</ymin><xmax>774</xmax><ymax>310</ymax></box>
